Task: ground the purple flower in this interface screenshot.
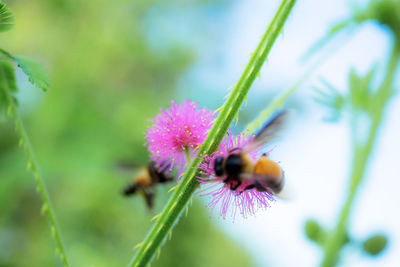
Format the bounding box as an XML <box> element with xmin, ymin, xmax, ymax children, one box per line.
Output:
<box><xmin>146</xmin><ymin>100</ymin><xmax>214</xmax><ymax>173</ymax></box>
<box><xmin>197</xmin><ymin>133</ymin><xmax>276</xmax><ymax>219</ymax></box>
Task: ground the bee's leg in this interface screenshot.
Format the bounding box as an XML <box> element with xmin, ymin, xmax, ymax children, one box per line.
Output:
<box><xmin>253</xmin><ymin>181</ymin><xmax>267</xmax><ymax>192</ymax></box>
<box><xmin>228</xmin><ymin>147</ymin><xmax>242</xmax><ymax>153</ymax></box>
<box><xmin>230</xmin><ymin>181</ymin><xmax>241</xmax><ymax>191</ymax></box>
<box><xmin>244</xmin><ymin>184</ymin><xmax>255</xmax><ymax>190</ymax></box>
<box><xmin>236</xmin><ymin>184</ymin><xmax>255</xmax><ymax>195</ymax></box>
<box><xmin>143</xmin><ymin>189</ymin><xmax>155</xmax><ymax>210</ymax></box>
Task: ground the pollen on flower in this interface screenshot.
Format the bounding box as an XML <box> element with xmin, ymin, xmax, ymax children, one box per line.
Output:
<box><xmin>197</xmin><ymin>132</ymin><xmax>276</xmax><ymax>219</ymax></box>
<box><xmin>145</xmin><ymin>100</ymin><xmax>214</xmax><ymax>173</ymax></box>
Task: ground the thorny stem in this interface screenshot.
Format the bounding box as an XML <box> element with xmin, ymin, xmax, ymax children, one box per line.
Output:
<box><xmin>321</xmin><ymin>42</ymin><xmax>400</xmax><ymax>267</ymax></box>
<box><xmin>128</xmin><ymin>1</ymin><xmax>297</xmax><ymax>266</ymax></box>
<box><xmin>0</xmin><ymin>70</ymin><xmax>70</xmax><ymax>267</ymax></box>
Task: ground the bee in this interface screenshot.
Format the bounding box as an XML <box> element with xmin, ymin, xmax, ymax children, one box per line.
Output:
<box><xmin>213</xmin><ymin>110</ymin><xmax>289</xmax><ymax>195</ymax></box>
<box><xmin>121</xmin><ymin>161</ymin><xmax>173</xmax><ymax>209</ymax></box>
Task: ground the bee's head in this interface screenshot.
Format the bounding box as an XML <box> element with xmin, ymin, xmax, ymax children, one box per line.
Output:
<box><xmin>225</xmin><ymin>154</ymin><xmax>243</xmax><ymax>178</ymax></box>
<box><xmin>213</xmin><ymin>156</ymin><xmax>225</xmax><ymax>176</ymax></box>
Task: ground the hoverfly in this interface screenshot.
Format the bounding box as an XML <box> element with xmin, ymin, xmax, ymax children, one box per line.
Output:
<box><xmin>213</xmin><ymin>110</ymin><xmax>289</xmax><ymax>195</ymax></box>
<box><xmin>120</xmin><ymin>161</ymin><xmax>173</xmax><ymax>209</ymax></box>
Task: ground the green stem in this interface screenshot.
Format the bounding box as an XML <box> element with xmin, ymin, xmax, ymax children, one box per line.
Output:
<box><xmin>321</xmin><ymin>42</ymin><xmax>400</xmax><ymax>267</ymax></box>
<box><xmin>0</xmin><ymin>74</ymin><xmax>70</xmax><ymax>266</ymax></box>
<box><xmin>128</xmin><ymin>1</ymin><xmax>296</xmax><ymax>266</ymax></box>
<box><xmin>184</xmin><ymin>146</ymin><xmax>191</xmax><ymax>164</ymax></box>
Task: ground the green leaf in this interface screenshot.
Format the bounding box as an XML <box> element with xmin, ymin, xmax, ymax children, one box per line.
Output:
<box><xmin>0</xmin><ymin>1</ymin><xmax>14</xmax><ymax>32</ymax></box>
<box><xmin>313</xmin><ymin>78</ymin><xmax>345</xmax><ymax>122</ymax></box>
<box><xmin>14</xmin><ymin>55</ymin><xmax>49</xmax><ymax>91</ymax></box>
<box><xmin>305</xmin><ymin>219</ymin><xmax>325</xmax><ymax>245</ymax></box>
<box><xmin>0</xmin><ymin>49</ymin><xmax>50</xmax><ymax>92</ymax></box>
<box><xmin>0</xmin><ymin>48</ymin><xmax>14</xmax><ymax>60</ymax></box>
<box><xmin>348</xmin><ymin>68</ymin><xmax>376</xmax><ymax>113</ymax></box>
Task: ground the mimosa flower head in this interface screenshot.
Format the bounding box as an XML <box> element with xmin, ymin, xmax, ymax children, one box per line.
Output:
<box><xmin>146</xmin><ymin>100</ymin><xmax>214</xmax><ymax>173</ymax></box>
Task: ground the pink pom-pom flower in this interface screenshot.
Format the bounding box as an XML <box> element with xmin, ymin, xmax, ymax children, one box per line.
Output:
<box><xmin>146</xmin><ymin>100</ymin><xmax>214</xmax><ymax>173</ymax></box>
<box><xmin>197</xmin><ymin>132</ymin><xmax>276</xmax><ymax>219</ymax></box>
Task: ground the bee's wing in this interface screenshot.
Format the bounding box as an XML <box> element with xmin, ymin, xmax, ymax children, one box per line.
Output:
<box><xmin>115</xmin><ymin>161</ymin><xmax>144</xmax><ymax>173</ymax></box>
<box><xmin>243</xmin><ymin>110</ymin><xmax>290</xmax><ymax>153</ymax></box>
<box><xmin>239</xmin><ymin>173</ymin><xmax>284</xmax><ymax>195</ymax></box>
<box><xmin>116</xmin><ymin>160</ymin><xmax>172</xmax><ymax>176</ymax></box>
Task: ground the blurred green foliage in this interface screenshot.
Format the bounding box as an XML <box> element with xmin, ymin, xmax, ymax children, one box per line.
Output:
<box><xmin>362</xmin><ymin>234</ymin><xmax>388</xmax><ymax>256</ymax></box>
<box><xmin>0</xmin><ymin>1</ymin><xmax>14</xmax><ymax>32</ymax></box>
<box><xmin>309</xmin><ymin>1</ymin><xmax>399</xmax><ymax>265</ymax></box>
<box><xmin>353</xmin><ymin>0</ymin><xmax>400</xmax><ymax>39</ymax></box>
<box><xmin>0</xmin><ymin>0</ymin><xmax>254</xmax><ymax>266</ymax></box>
<box><xmin>304</xmin><ymin>219</ymin><xmax>325</xmax><ymax>245</ymax></box>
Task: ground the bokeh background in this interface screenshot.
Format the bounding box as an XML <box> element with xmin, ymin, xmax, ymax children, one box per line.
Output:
<box><xmin>1</xmin><ymin>0</ymin><xmax>399</xmax><ymax>266</ymax></box>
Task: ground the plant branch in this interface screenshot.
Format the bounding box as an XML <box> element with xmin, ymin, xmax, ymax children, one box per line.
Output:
<box><xmin>184</xmin><ymin>146</ymin><xmax>191</xmax><ymax>164</ymax></box>
<box><xmin>128</xmin><ymin>1</ymin><xmax>297</xmax><ymax>266</ymax></box>
<box><xmin>0</xmin><ymin>73</ymin><xmax>70</xmax><ymax>267</ymax></box>
<box><xmin>321</xmin><ymin>42</ymin><xmax>400</xmax><ymax>267</ymax></box>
